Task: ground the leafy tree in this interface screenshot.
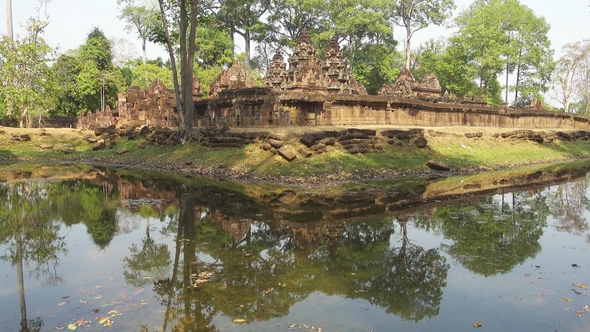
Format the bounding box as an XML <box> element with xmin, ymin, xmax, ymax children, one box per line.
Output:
<box><xmin>51</xmin><ymin>53</ymin><xmax>83</xmax><ymax>117</ymax></box>
<box><xmin>262</xmin><ymin>0</ymin><xmax>331</xmax><ymax>50</ymax></box>
<box><xmin>117</xmin><ymin>0</ymin><xmax>160</xmax><ymax>64</ymax></box>
<box><xmin>352</xmin><ymin>43</ymin><xmax>401</xmax><ymax>94</ymax></box>
<box><xmin>218</xmin><ymin>0</ymin><xmax>270</xmax><ymax>70</ymax></box>
<box><xmin>195</xmin><ymin>25</ymin><xmax>234</xmax><ymax>68</ymax></box>
<box><xmin>390</xmin><ymin>0</ymin><xmax>455</xmax><ymax>71</ymax></box>
<box><xmin>431</xmin><ymin>194</ymin><xmax>548</xmax><ymax>276</ymax></box>
<box><xmin>157</xmin><ymin>0</ymin><xmax>199</xmax><ymax>139</ymax></box>
<box><xmin>0</xmin><ymin>17</ymin><xmax>56</xmax><ymax>127</ymax></box>
<box><xmin>450</xmin><ymin>0</ymin><xmax>553</xmax><ymax>106</ymax></box>
<box><xmin>499</xmin><ymin>0</ymin><xmax>554</xmax><ymax>107</ymax></box>
<box><xmin>75</xmin><ymin>28</ymin><xmax>125</xmax><ymax>113</ymax></box>
<box><xmin>549</xmin><ymin>39</ymin><xmax>590</xmax><ymax>113</ymax></box>
<box><xmin>130</xmin><ymin>63</ymin><xmax>174</xmax><ymax>90</ymax></box>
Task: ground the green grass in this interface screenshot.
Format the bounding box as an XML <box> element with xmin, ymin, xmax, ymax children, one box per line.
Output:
<box><xmin>3</xmin><ymin>127</ymin><xmax>590</xmax><ymax>180</ymax></box>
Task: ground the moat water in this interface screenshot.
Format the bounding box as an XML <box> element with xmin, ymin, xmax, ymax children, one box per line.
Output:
<box><xmin>0</xmin><ymin>163</ymin><xmax>589</xmax><ymax>332</ymax></box>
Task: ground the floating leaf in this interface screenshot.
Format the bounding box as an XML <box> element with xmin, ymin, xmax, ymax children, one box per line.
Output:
<box><xmin>573</xmin><ymin>283</ymin><xmax>588</xmax><ymax>290</ymax></box>
<box><xmin>559</xmin><ymin>296</ymin><xmax>572</xmax><ymax>302</ymax></box>
<box><xmin>79</xmin><ymin>299</ymin><xmax>87</xmax><ymax>304</ymax></box>
<box><xmin>58</xmin><ymin>301</ymin><xmax>67</xmax><ymax>307</ymax></box>
<box><xmin>90</xmin><ymin>308</ymin><xmax>99</xmax><ymax>313</ymax></box>
<box><xmin>233</xmin><ymin>319</ymin><xmax>246</xmax><ymax>323</ymax></box>
<box><xmin>54</xmin><ymin>326</ymin><xmax>65</xmax><ymax>330</ymax></box>
<box><xmin>515</xmin><ymin>296</ymin><xmax>522</xmax><ymax>300</ymax></box>
<box><xmin>473</xmin><ymin>321</ymin><xmax>482</xmax><ymax>328</ymax></box>
<box><xmin>67</xmin><ymin>323</ymin><xmax>77</xmax><ymax>330</ymax></box>
<box><xmin>565</xmin><ymin>307</ymin><xmax>571</xmax><ymax>311</ymax></box>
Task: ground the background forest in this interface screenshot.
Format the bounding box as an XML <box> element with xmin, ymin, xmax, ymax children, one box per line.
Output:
<box><xmin>1</xmin><ymin>0</ymin><xmax>589</xmax><ymax>128</ymax></box>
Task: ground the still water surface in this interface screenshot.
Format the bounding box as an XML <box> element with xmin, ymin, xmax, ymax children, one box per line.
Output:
<box><xmin>0</xmin><ymin>163</ymin><xmax>589</xmax><ymax>332</ymax></box>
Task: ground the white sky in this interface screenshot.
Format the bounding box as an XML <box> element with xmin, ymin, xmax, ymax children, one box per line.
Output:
<box><xmin>1</xmin><ymin>0</ymin><xmax>589</xmax><ymax>61</ymax></box>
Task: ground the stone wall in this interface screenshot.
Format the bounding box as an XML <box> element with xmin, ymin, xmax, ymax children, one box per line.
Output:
<box><xmin>77</xmin><ymin>29</ymin><xmax>590</xmax><ymax>131</ymax></box>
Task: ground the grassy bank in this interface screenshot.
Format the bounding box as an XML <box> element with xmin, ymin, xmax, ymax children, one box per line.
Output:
<box><xmin>2</xmin><ymin>126</ymin><xmax>590</xmax><ymax>182</ymax></box>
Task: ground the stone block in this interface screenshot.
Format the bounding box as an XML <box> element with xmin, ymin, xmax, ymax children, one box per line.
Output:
<box><xmin>426</xmin><ymin>160</ymin><xmax>450</xmax><ymax>171</ymax></box>
<box><xmin>413</xmin><ymin>137</ymin><xmax>428</xmax><ymax>148</ymax></box>
<box><xmin>300</xmin><ymin>134</ymin><xmax>316</xmax><ymax>147</ymax></box>
<box><xmin>278</xmin><ymin>146</ymin><xmax>297</xmax><ymax>162</ymax></box>
<box><xmin>298</xmin><ymin>147</ymin><xmax>313</xmax><ymax>158</ymax></box>
<box><xmin>268</xmin><ymin>138</ymin><xmax>284</xmax><ymax>149</ymax></box>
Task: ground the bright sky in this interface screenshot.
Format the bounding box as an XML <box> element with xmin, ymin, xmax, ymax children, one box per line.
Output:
<box><xmin>1</xmin><ymin>0</ymin><xmax>589</xmax><ymax>61</ymax></box>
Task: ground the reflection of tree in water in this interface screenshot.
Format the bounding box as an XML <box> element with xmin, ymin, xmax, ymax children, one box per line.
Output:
<box><xmin>152</xmin><ymin>194</ymin><xmax>220</xmax><ymax>332</ymax></box>
<box><xmin>0</xmin><ymin>182</ymin><xmax>69</xmax><ymax>332</ymax></box>
<box><xmin>549</xmin><ymin>179</ymin><xmax>590</xmax><ymax>236</ymax></box>
<box><xmin>152</xmin><ymin>192</ymin><xmax>451</xmax><ymax>328</ymax></box>
<box><xmin>431</xmin><ymin>192</ymin><xmax>548</xmax><ymax>276</ymax></box>
<box><xmin>123</xmin><ymin>204</ymin><xmax>172</xmax><ymax>287</ymax></box>
<box><xmin>331</xmin><ymin>216</ymin><xmax>449</xmax><ymax>321</ymax></box>
<box><xmin>46</xmin><ymin>179</ymin><xmax>121</xmax><ymax>248</ymax></box>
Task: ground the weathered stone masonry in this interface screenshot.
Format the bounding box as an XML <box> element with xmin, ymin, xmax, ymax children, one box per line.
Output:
<box><xmin>77</xmin><ymin>29</ymin><xmax>590</xmax><ymax>131</ymax></box>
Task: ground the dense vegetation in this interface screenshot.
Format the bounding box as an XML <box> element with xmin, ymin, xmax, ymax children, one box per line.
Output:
<box><xmin>1</xmin><ymin>0</ymin><xmax>589</xmax><ymax>129</ymax></box>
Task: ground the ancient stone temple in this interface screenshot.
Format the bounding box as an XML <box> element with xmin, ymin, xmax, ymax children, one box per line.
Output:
<box><xmin>322</xmin><ymin>37</ymin><xmax>368</xmax><ymax>95</ymax></box>
<box><xmin>77</xmin><ymin>30</ymin><xmax>590</xmax><ymax>131</ymax></box>
<box><xmin>378</xmin><ymin>69</ymin><xmax>442</xmax><ymax>98</ymax></box>
<box><xmin>209</xmin><ymin>61</ymin><xmax>255</xmax><ymax>97</ymax></box>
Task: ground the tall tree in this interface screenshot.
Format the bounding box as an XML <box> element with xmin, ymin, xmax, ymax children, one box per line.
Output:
<box><xmin>218</xmin><ymin>0</ymin><xmax>270</xmax><ymax>71</ymax></box>
<box><xmin>117</xmin><ymin>0</ymin><xmax>160</xmax><ymax>65</ymax></box>
<box><xmin>262</xmin><ymin>0</ymin><xmax>330</xmax><ymax>50</ymax></box>
<box><xmin>157</xmin><ymin>0</ymin><xmax>198</xmax><ymax>139</ymax></box>
<box><xmin>499</xmin><ymin>0</ymin><xmax>553</xmax><ymax>107</ymax></box>
<box><xmin>76</xmin><ymin>28</ymin><xmax>125</xmax><ymax>113</ymax></box>
<box><xmin>0</xmin><ymin>17</ymin><xmax>56</xmax><ymax>127</ymax></box>
<box><xmin>390</xmin><ymin>0</ymin><xmax>455</xmax><ymax>71</ymax></box>
<box><xmin>549</xmin><ymin>40</ymin><xmax>590</xmax><ymax>113</ymax></box>
<box><xmin>448</xmin><ymin>0</ymin><xmax>553</xmax><ymax>106</ymax></box>
<box><xmin>5</xmin><ymin>0</ymin><xmax>13</xmax><ymax>40</ymax></box>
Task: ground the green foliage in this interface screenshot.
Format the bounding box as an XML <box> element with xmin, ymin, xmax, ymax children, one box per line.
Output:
<box><xmin>53</xmin><ymin>27</ymin><xmax>124</xmax><ymax>115</ymax></box>
<box><xmin>352</xmin><ymin>44</ymin><xmax>401</xmax><ymax>95</ymax></box>
<box><xmin>51</xmin><ymin>53</ymin><xmax>83</xmax><ymax>117</ymax></box>
<box><xmin>448</xmin><ymin>0</ymin><xmax>554</xmax><ymax>106</ymax></box>
<box><xmin>194</xmin><ymin>63</ymin><xmax>224</xmax><ymax>97</ymax></box>
<box><xmin>81</xmin><ymin>28</ymin><xmax>114</xmax><ymax>72</ymax></box>
<box><xmin>0</xmin><ymin>18</ymin><xmax>57</xmax><ymax>127</ymax></box>
<box><xmin>195</xmin><ymin>26</ymin><xmax>234</xmax><ymax>68</ymax></box>
<box><xmin>390</xmin><ymin>0</ymin><xmax>456</xmax><ymax>70</ymax></box>
<box><xmin>131</xmin><ymin>64</ymin><xmax>174</xmax><ymax>90</ymax></box>
<box><xmin>431</xmin><ymin>193</ymin><xmax>548</xmax><ymax>276</ymax></box>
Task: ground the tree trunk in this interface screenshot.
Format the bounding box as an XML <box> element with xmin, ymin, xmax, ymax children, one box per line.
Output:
<box><xmin>505</xmin><ymin>62</ymin><xmax>509</xmax><ymax>104</ymax></box>
<box><xmin>245</xmin><ymin>28</ymin><xmax>251</xmax><ymax>71</ymax></box>
<box><xmin>6</xmin><ymin>0</ymin><xmax>13</xmax><ymax>41</ymax></box>
<box><xmin>16</xmin><ymin>235</ymin><xmax>28</xmax><ymax>331</ymax></box>
<box><xmin>157</xmin><ymin>0</ymin><xmax>197</xmax><ymax>140</ymax></box>
<box><xmin>405</xmin><ymin>24</ymin><xmax>412</xmax><ymax>71</ymax></box>
<box><xmin>514</xmin><ymin>50</ymin><xmax>522</xmax><ymax>107</ymax></box>
<box><xmin>142</xmin><ymin>38</ymin><xmax>147</xmax><ymax>65</ymax></box>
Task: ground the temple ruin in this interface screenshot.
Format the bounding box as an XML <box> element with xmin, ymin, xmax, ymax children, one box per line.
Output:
<box><xmin>77</xmin><ymin>30</ymin><xmax>590</xmax><ymax>131</ymax></box>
